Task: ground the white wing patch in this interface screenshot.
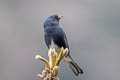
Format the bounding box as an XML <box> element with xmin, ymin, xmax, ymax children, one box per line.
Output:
<box><xmin>49</xmin><ymin>39</ymin><xmax>61</xmax><ymax>53</ymax></box>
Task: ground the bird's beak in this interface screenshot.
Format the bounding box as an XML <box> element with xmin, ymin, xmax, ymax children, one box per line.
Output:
<box><xmin>58</xmin><ymin>15</ymin><xmax>63</xmax><ymax>19</ymax></box>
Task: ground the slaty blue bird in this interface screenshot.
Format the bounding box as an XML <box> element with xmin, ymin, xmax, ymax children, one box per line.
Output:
<box><xmin>43</xmin><ymin>15</ymin><xmax>83</xmax><ymax>76</ymax></box>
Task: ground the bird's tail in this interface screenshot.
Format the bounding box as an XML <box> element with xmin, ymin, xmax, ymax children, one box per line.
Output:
<box><xmin>64</xmin><ymin>55</ymin><xmax>83</xmax><ymax>76</ymax></box>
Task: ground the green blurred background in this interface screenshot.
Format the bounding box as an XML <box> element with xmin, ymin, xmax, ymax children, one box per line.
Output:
<box><xmin>0</xmin><ymin>0</ymin><xmax>120</xmax><ymax>80</ymax></box>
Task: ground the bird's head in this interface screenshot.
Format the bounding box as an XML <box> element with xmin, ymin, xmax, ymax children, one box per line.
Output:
<box><xmin>44</xmin><ymin>15</ymin><xmax>63</xmax><ymax>27</ymax></box>
<box><xmin>48</xmin><ymin>15</ymin><xmax>63</xmax><ymax>21</ymax></box>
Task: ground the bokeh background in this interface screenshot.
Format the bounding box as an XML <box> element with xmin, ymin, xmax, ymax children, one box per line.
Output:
<box><xmin>0</xmin><ymin>0</ymin><xmax>120</xmax><ymax>80</ymax></box>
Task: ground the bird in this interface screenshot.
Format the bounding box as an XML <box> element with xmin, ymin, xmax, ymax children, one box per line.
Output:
<box><xmin>43</xmin><ymin>15</ymin><xmax>83</xmax><ymax>76</ymax></box>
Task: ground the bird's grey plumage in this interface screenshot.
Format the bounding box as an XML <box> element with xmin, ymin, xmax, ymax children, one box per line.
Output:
<box><xmin>44</xmin><ymin>15</ymin><xmax>83</xmax><ymax>76</ymax></box>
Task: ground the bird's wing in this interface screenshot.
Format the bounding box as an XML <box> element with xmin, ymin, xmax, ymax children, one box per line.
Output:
<box><xmin>63</xmin><ymin>33</ymin><xmax>69</xmax><ymax>49</ymax></box>
<box><xmin>52</xmin><ymin>27</ymin><xmax>70</xmax><ymax>49</ymax></box>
